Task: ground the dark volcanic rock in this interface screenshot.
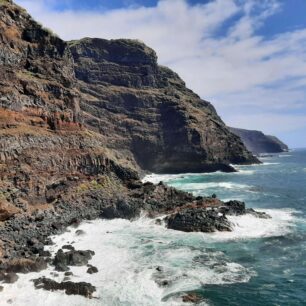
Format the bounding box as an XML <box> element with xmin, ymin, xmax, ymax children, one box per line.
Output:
<box><xmin>2</xmin><ymin>272</ymin><xmax>19</xmax><ymax>284</ymax></box>
<box><xmin>246</xmin><ymin>208</ymin><xmax>271</xmax><ymax>219</ymax></box>
<box><xmin>87</xmin><ymin>265</ymin><xmax>98</xmax><ymax>274</ymax></box>
<box><xmin>220</xmin><ymin>200</ymin><xmax>246</xmax><ymax>216</ymax></box>
<box><xmin>33</xmin><ymin>277</ymin><xmax>96</xmax><ymax>298</ymax></box>
<box><xmin>166</xmin><ymin>208</ymin><xmax>232</xmax><ymax>233</ymax></box>
<box><xmin>53</xmin><ymin>249</ymin><xmax>94</xmax><ymax>271</ymax></box>
<box><xmin>230</xmin><ymin>127</ymin><xmax>289</xmax><ymax>154</ymax></box>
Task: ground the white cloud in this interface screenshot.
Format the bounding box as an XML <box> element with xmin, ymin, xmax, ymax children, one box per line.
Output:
<box><xmin>15</xmin><ymin>0</ymin><xmax>306</xmax><ymax>145</ymax></box>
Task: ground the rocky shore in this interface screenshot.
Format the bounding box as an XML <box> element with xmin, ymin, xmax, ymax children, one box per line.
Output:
<box><xmin>0</xmin><ymin>179</ymin><xmax>270</xmax><ymax>299</ymax></box>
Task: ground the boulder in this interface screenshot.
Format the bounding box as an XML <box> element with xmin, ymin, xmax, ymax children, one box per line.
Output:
<box><xmin>166</xmin><ymin>208</ymin><xmax>232</xmax><ymax>233</ymax></box>
<box><xmin>87</xmin><ymin>265</ymin><xmax>98</xmax><ymax>274</ymax></box>
<box><xmin>53</xmin><ymin>248</ymin><xmax>94</xmax><ymax>271</ymax></box>
<box><xmin>220</xmin><ymin>200</ymin><xmax>246</xmax><ymax>216</ymax></box>
<box><xmin>2</xmin><ymin>272</ymin><xmax>19</xmax><ymax>284</ymax></box>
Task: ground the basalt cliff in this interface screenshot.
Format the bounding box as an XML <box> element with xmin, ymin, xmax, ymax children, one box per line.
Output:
<box><xmin>68</xmin><ymin>37</ymin><xmax>257</xmax><ymax>173</ymax></box>
<box><xmin>230</xmin><ymin>127</ymin><xmax>289</xmax><ymax>154</ymax></box>
<box><xmin>0</xmin><ymin>0</ymin><xmax>262</xmax><ymax>281</ymax></box>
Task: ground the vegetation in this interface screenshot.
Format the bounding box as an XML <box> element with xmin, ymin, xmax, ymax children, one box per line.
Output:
<box><xmin>76</xmin><ymin>175</ymin><xmax>125</xmax><ymax>196</ymax></box>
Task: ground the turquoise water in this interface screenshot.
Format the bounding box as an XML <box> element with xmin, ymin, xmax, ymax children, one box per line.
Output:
<box><xmin>160</xmin><ymin>149</ymin><xmax>306</xmax><ymax>305</ymax></box>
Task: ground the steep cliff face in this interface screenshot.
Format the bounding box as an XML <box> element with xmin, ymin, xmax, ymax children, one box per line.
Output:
<box><xmin>0</xmin><ymin>1</ymin><xmax>138</xmax><ymax>222</ymax></box>
<box><xmin>69</xmin><ymin>38</ymin><xmax>257</xmax><ymax>174</ymax></box>
<box><xmin>0</xmin><ymin>0</ymin><xmax>79</xmax><ymax>121</ymax></box>
<box><xmin>266</xmin><ymin>135</ymin><xmax>289</xmax><ymax>152</ymax></box>
<box><xmin>229</xmin><ymin>127</ymin><xmax>289</xmax><ymax>154</ymax></box>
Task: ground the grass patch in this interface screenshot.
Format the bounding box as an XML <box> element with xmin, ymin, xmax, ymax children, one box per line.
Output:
<box><xmin>76</xmin><ymin>175</ymin><xmax>124</xmax><ymax>195</ymax></box>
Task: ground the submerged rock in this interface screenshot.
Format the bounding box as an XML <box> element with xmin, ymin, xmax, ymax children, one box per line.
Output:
<box><xmin>246</xmin><ymin>208</ymin><xmax>271</xmax><ymax>219</ymax></box>
<box><xmin>1</xmin><ymin>272</ymin><xmax>19</xmax><ymax>284</ymax></box>
<box><xmin>182</xmin><ymin>292</ymin><xmax>202</xmax><ymax>303</ymax></box>
<box><xmin>87</xmin><ymin>265</ymin><xmax>98</xmax><ymax>274</ymax></box>
<box><xmin>33</xmin><ymin>277</ymin><xmax>96</xmax><ymax>298</ymax></box>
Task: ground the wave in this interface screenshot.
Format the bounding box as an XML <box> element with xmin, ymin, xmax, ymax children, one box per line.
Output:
<box><xmin>279</xmin><ymin>154</ymin><xmax>292</xmax><ymax>158</ymax></box>
<box><xmin>1</xmin><ymin>216</ymin><xmax>262</xmax><ymax>306</ymax></box>
<box><xmin>173</xmin><ymin>182</ymin><xmax>250</xmax><ymax>191</ymax></box>
<box><xmin>142</xmin><ymin>169</ymin><xmax>254</xmax><ymax>184</ymax></box>
<box><xmin>206</xmin><ymin>209</ymin><xmax>296</xmax><ymax>242</ymax></box>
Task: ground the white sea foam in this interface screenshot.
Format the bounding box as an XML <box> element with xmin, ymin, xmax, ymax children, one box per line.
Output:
<box><xmin>4</xmin><ymin>213</ymin><xmax>285</xmax><ymax>306</ymax></box>
<box><xmin>279</xmin><ymin>154</ymin><xmax>292</xmax><ymax>158</ymax></box>
<box><xmin>206</xmin><ymin>209</ymin><xmax>296</xmax><ymax>242</ymax></box>
<box><xmin>173</xmin><ymin>182</ymin><xmax>250</xmax><ymax>191</ymax></box>
<box><xmin>142</xmin><ymin>169</ymin><xmax>254</xmax><ymax>185</ymax></box>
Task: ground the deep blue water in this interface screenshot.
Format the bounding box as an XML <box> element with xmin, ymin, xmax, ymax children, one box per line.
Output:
<box><xmin>163</xmin><ymin>149</ymin><xmax>306</xmax><ymax>306</ymax></box>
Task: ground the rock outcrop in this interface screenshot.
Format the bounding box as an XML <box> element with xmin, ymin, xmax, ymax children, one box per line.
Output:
<box><xmin>165</xmin><ymin>198</ymin><xmax>270</xmax><ymax>233</ymax></box>
<box><xmin>33</xmin><ymin>277</ymin><xmax>96</xmax><ymax>298</ymax></box>
<box><xmin>229</xmin><ymin>127</ymin><xmax>289</xmax><ymax>154</ymax></box>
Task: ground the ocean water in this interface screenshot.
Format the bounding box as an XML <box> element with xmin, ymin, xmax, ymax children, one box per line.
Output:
<box><xmin>1</xmin><ymin>149</ymin><xmax>306</xmax><ymax>305</ymax></box>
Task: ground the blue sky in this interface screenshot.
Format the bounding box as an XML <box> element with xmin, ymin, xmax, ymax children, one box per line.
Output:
<box><xmin>15</xmin><ymin>0</ymin><xmax>306</xmax><ymax>148</ymax></box>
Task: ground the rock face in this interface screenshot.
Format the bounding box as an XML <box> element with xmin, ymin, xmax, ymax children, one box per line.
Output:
<box><xmin>69</xmin><ymin>38</ymin><xmax>258</xmax><ymax>173</ymax></box>
<box><xmin>230</xmin><ymin>127</ymin><xmax>289</xmax><ymax>154</ymax></box>
<box><xmin>165</xmin><ymin>199</ymin><xmax>271</xmax><ymax>233</ymax></box>
<box><xmin>166</xmin><ymin>208</ymin><xmax>232</xmax><ymax>232</ymax></box>
<box><xmin>266</xmin><ymin>135</ymin><xmax>289</xmax><ymax>152</ymax></box>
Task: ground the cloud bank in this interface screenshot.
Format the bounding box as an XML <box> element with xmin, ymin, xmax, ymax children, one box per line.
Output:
<box><xmin>15</xmin><ymin>0</ymin><xmax>306</xmax><ymax>147</ymax></box>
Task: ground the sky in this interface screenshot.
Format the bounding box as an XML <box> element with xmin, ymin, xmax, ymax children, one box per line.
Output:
<box><xmin>15</xmin><ymin>0</ymin><xmax>306</xmax><ymax>148</ymax></box>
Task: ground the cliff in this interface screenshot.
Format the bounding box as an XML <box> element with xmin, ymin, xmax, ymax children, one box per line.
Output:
<box><xmin>229</xmin><ymin>127</ymin><xmax>289</xmax><ymax>154</ymax></box>
<box><xmin>69</xmin><ymin>38</ymin><xmax>258</xmax><ymax>173</ymax></box>
<box><xmin>0</xmin><ymin>0</ymin><xmax>138</xmax><ymax>224</ymax></box>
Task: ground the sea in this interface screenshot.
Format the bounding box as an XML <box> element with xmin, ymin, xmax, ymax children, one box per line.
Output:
<box><xmin>1</xmin><ymin>149</ymin><xmax>306</xmax><ymax>306</ymax></box>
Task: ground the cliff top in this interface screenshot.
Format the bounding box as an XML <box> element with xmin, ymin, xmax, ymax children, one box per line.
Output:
<box><xmin>69</xmin><ymin>37</ymin><xmax>158</xmax><ymax>66</ymax></box>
